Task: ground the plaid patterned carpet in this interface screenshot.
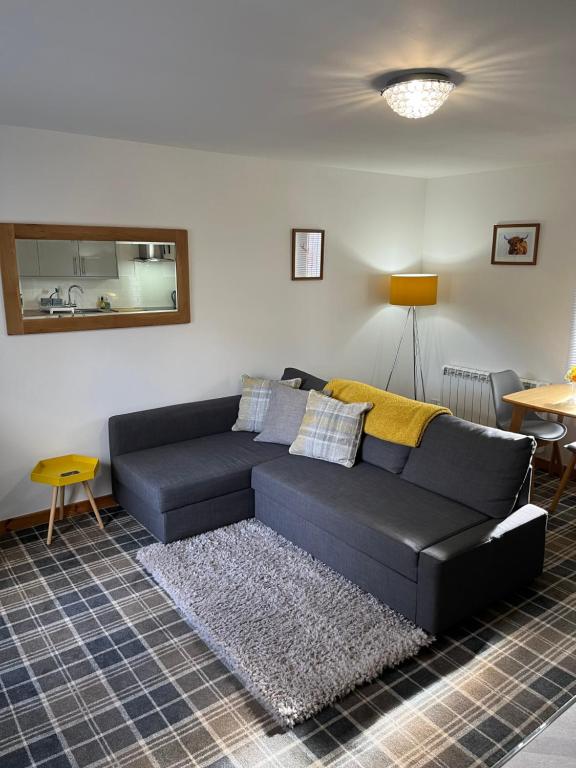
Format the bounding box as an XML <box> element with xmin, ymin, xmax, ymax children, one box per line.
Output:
<box><xmin>1</xmin><ymin>472</ymin><xmax>575</xmax><ymax>768</ymax></box>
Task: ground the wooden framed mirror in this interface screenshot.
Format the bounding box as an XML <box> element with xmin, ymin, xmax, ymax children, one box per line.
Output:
<box><xmin>0</xmin><ymin>224</ymin><xmax>190</xmax><ymax>334</ymax></box>
<box><xmin>291</xmin><ymin>228</ymin><xmax>324</xmax><ymax>280</ymax></box>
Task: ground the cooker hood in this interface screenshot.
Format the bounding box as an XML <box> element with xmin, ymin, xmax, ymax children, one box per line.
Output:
<box><xmin>134</xmin><ymin>244</ymin><xmax>175</xmax><ymax>262</ymax></box>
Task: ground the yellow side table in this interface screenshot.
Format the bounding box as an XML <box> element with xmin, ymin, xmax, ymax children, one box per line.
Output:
<box><xmin>31</xmin><ymin>454</ymin><xmax>104</xmax><ymax>545</ymax></box>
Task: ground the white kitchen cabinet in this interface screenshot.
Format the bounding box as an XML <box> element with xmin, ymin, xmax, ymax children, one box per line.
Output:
<box><xmin>23</xmin><ymin>239</ymin><xmax>118</xmax><ymax>278</ymax></box>
<box><xmin>37</xmin><ymin>240</ymin><xmax>79</xmax><ymax>277</ymax></box>
<box><xmin>78</xmin><ymin>241</ymin><xmax>118</xmax><ymax>278</ymax></box>
<box><xmin>16</xmin><ymin>240</ymin><xmax>40</xmax><ymax>277</ymax></box>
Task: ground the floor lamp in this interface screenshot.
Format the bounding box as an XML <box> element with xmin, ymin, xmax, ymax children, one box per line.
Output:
<box><xmin>385</xmin><ymin>274</ymin><xmax>438</xmax><ymax>401</ymax></box>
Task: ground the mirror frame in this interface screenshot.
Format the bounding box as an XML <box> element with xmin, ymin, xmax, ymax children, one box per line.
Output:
<box><xmin>0</xmin><ymin>223</ymin><xmax>190</xmax><ymax>335</ymax></box>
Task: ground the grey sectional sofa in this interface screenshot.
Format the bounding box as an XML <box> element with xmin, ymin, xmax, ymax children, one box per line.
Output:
<box><xmin>109</xmin><ymin>367</ymin><xmax>547</xmax><ymax>633</ymax></box>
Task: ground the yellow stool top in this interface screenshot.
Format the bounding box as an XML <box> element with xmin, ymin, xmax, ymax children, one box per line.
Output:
<box><xmin>31</xmin><ymin>454</ymin><xmax>99</xmax><ymax>487</ymax></box>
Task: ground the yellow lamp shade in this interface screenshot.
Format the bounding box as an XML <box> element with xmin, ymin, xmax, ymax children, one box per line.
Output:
<box><xmin>389</xmin><ymin>274</ymin><xmax>438</xmax><ymax>306</ymax></box>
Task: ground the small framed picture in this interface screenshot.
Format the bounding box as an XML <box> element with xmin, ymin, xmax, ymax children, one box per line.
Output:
<box><xmin>292</xmin><ymin>229</ymin><xmax>324</xmax><ymax>280</ymax></box>
<box><xmin>491</xmin><ymin>223</ymin><xmax>540</xmax><ymax>265</ymax></box>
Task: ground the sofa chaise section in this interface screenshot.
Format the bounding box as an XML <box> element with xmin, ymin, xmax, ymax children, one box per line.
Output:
<box><xmin>109</xmin><ymin>396</ymin><xmax>287</xmax><ymax>542</ymax></box>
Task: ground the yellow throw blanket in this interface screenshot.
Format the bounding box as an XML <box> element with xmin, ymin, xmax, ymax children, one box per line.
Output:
<box><xmin>326</xmin><ymin>379</ymin><xmax>451</xmax><ymax>448</ymax></box>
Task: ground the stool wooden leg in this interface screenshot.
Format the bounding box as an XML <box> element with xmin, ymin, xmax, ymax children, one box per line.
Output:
<box><xmin>550</xmin><ymin>454</ymin><xmax>576</xmax><ymax>512</ymax></box>
<box><xmin>59</xmin><ymin>486</ymin><xmax>65</xmax><ymax>521</ymax></box>
<box><xmin>47</xmin><ymin>487</ymin><xmax>58</xmax><ymax>545</ymax></box>
<box><xmin>83</xmin><ymin>481</ymin><xmax>104</xmax><ymax>530</ymax></box>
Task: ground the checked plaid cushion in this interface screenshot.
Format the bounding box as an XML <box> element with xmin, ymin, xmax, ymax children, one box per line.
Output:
<box><xmin>290</xmin><ymin>389</ymin><xmax>372</xmax><ymax>468</ymax></box>
<box><xmin>231</xmin><ymin>374</ymin><xmax>301</xmax><ymax>433</ymax></box>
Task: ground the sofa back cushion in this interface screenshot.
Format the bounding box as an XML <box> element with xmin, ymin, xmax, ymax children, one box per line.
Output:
<box><xmin>282</xmin><ymin>367</ymin><xmax>328</xmax><ymax>392</ymax></box>
<box><xmin>401</xmin><ymin>414</ymin><xmax>536</xmax><ymax>519</ymax></box>
<box><xmin>360</xmin><ymin>435</ymin><xmax>411</xmax><ymax>474</ymax></box>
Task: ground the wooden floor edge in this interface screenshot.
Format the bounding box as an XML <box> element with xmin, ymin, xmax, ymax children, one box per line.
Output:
<box><xmin>0</xmin><ymin>494</ymin><xmax>117</xmax><ymax>536</ymax></box>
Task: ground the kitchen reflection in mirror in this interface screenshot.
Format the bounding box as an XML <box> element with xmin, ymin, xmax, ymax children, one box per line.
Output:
<box><xmin>17</xmin><ymin>238</ymin><xmax>178</xmax><ymax>318</ymax></box>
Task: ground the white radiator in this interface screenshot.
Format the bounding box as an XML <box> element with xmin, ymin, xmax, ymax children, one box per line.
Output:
<box><xmin>440</xmin><ymin>365</ymin><xmax>548</xmax><ymax>426</ymax></box>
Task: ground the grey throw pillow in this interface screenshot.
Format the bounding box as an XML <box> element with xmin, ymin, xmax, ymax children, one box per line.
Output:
<box><xmin>232</xmin><ymin>375</ymin><xmax>301</xmax><ymax>433</ymax></box>
<box><xmin>255</xmin><ymin>383</ymin><xmax>330</xmax><ymax>445</ymax></box>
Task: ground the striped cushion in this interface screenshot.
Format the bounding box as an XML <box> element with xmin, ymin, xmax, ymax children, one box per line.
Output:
<box><xmin>232</xmin><ymin>375</ymin><xmax>301</xmax><ymax>433</ymax></box>
<box><xmin>289</xmin><ymin>390</ymin><xmax>372</xmax><ymax>468</ymax></box>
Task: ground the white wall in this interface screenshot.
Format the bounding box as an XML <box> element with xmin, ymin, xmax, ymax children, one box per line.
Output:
<box><xmin>422</xmin><ymin>162</ymin><xmax>576</xmax><ymax>400</ymax></box>
<box><xmin>0</xmin><ymin>126</ymin><xmax>426</xmax><ymax>519</ymax></box>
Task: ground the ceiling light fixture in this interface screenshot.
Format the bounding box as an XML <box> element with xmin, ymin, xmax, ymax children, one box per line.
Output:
<box><xmin>380</xmin><ymin>72</ymin><xmax>455</xmax><ymax>119</ymax></box>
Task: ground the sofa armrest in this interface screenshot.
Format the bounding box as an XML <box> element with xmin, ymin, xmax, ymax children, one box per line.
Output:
<box><xmin>488</xmin><ymin>503</ymin><xmax>547</xmax><ymax>539</ymax></box>
<box><xmin>109</xmin><ymin>395</ymin><xmax>241</xmax><ymax>458</ymax></box>
<box><xmin>416</xmin><ymin>504</ymin><xmax>547</xmax><ymax>633</ymax></box>
<box><xmin>422</xmin><ymin>504</ymin><xmax>547</xmax><ymax>562</ymax></box>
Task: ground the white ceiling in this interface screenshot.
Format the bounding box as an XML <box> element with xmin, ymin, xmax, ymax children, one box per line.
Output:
<box><xmin>2</xmin><ymin>0</ymin><xmax>576</xmax><ymax>178</ymax></box>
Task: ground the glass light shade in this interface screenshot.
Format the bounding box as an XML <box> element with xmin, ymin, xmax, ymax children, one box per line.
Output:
<box><xmin>384</xmin><ymin>78</ymin><xmax>454</xmax><ymax>119</ymax></box>
<box><xmin>390</xmin><ymin>274</ymin><xmax>438</xmax><ymax>306</ymax></box>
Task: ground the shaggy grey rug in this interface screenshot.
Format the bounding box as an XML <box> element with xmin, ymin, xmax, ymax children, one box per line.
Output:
<box><xmin>136</xmin><ymin>519</ymin><xmax>432</xmax><ymax>727</ymax></box>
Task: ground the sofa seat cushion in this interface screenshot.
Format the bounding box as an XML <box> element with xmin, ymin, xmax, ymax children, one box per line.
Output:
<box><xmin>113</xmin><ymin>432</ymin><xmax>288</xmax><ymax>513</ymax></box>
<box><xmin>252</xmin><ymin>455</ymin><xmax>488</xmax><ymax>581</ymax></box>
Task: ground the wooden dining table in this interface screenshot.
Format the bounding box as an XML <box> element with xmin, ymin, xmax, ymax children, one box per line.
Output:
<box><xmin>503</xmin><ymin>383</ymin><xmax>576</xmax><ymax>473</ymax></box>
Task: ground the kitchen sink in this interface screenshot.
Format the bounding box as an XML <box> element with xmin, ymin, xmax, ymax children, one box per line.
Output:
<box><xmin>43</xmin><ymin>307</ymin><xmax>117</xmax><ymax>315</ymax></box>
<box><xmin>72</xmin><ymin>308</ymin><xmax>118</xmax><ymax>314</ymax></box>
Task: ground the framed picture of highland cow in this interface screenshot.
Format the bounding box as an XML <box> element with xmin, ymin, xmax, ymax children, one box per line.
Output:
<box><xmin>491</xmin><ymin>223</ymin><xmax>540</xmax><ymax>265</ymax></box>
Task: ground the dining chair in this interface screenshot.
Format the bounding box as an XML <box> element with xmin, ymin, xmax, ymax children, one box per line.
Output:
<box><xmin>489</xmin><ymin>369</ymin><xmax>567</xmax><ymax>477</ymax></box>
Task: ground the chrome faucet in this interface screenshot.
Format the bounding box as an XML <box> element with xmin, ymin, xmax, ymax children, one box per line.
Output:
<box><xmin>68</xmin><ymin>284</ymin><xmax>84</xmax><ymax>307</ymax></box>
